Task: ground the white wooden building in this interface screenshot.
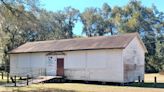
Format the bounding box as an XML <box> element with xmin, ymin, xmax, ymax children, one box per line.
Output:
<box><xmin>9</xmin><ymin>33</ymin><xmax>147</xmax><ymax>83</ymax></box>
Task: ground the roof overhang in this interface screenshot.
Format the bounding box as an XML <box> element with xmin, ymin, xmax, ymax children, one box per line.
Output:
<box><xmin>9</xmin><ymin>48</ymin><xmax>125</xmax><ymax>54</ymax></box>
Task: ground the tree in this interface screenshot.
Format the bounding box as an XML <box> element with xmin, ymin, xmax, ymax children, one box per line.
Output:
<box><xmin>81</xmin><ymin>1</ymin><xmax>164</xmax><ymax>72</ymax></box>
<box><xmin>0</xmin><ymin>0</ymin><xmax>40</xmax><ymax>14</ymax></box>
<box><xmin>0</xmin><ymin>0</ymin><xmax>40</xmax><ymax>71</ymax></box>
<box><xmin>0</xmin><ymin>0</ymin><xmax>163</xmax><ymax>73</ymax></box>
<box><xmin>112</xmin><ymin>1</ymin><xmax>164</xmax><ymax>72</ymax></box>
<box><xmin>37</xmin><ymin>7</ymin><xmax>80</xmax><ymax>40</ymax></box>
<box><xmin>81</xmin><ymin>7</ymin><xmax>111</xmax><ymax>37</ymax></box>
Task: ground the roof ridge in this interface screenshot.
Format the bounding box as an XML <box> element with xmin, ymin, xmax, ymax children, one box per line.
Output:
<box><xmin>26</xmin><ymin>32</ymin><xmax>138</xmax><ymax>44</ymax></box>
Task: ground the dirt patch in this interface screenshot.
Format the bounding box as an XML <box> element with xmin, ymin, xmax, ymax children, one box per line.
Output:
<box><xmin>159</xmin><ymin>71</ymin><xmax>164</xmax><ymax>75</ymax></box>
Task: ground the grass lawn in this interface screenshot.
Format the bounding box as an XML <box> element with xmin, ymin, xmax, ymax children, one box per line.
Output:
<box><xmin>128</xmin><ymin>73</ymin><xmax>164</xmax><ymax>89</ymax></box>
<box><xmin>0</xmin><ymin>74</ymin><xmax>24</xmax><ymax>85</ymax></box>
<box><xmin>0</xmin><ymin>73</ymin><xmax>164</xmax><ymax>92</ymax></box>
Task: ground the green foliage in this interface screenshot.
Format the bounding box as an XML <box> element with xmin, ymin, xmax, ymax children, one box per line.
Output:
<box><xmin>0</xmin><ymin>0</ymin><xmax>40</xmax><ymax>72</ymax></box>
<box><xmin>0</xmin><ymin>0</ymin><xmax>164</xmax><ymax>73</ymax></box>
<box><xmin>37</xmin><ymin>7</ymin><xmax>79</xmax><ymax>40</ymax></box>
<box><xmin>80</xmin><ymin>4</ymin><xmax>115</xmax><ymax>36</ymax></box>
<box><xmin>81</xmin><ymin>1</ymin><xmax>164</xmax><ymax>72</ymax></box>
<box><xmin>0</xmin><ymin>1</ymin><xmax>80</xmax><ymax>71</ymax></box>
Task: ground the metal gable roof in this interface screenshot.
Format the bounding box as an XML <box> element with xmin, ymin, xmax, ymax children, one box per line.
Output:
<box><xmin>9</xmin><ymin>32</ymin><xmax>146</xmax><ymax>54</ymax></box>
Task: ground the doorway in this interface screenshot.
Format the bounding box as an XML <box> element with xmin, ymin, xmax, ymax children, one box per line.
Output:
<box><xmin>56</xmin><ymin>58</ymin><xmax>64</xmax><ymax>76</ymax></box>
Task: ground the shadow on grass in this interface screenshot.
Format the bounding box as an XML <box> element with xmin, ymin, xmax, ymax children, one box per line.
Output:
<box><xmin>64</xmin><ymin>80</ymin><xmax>164</xmax><ymax>89</ymax></box>
<box><xmin>0</xmin><ymin>80</ymin><xmax>13</xmax><ymax>85</ymax></box>
<box><xmin>12</xmin><ymin>88</ymin><xmax>76</xmax><ymax>92</ymax></box>
<box><xmin>127</xmin><ymin>82</ymin><xmax>164</xmax><ymax>88</ymax></box>
<box><xmin>0</xmin><ymin>79</ymin><xmax>25</xmax><ymax>86</ymax></box>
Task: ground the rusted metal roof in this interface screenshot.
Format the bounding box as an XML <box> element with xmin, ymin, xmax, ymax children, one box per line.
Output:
<box><xmin>9</xmin><ymin>33</ymin><xmax>144</xmax><ymax>54</ymax></box>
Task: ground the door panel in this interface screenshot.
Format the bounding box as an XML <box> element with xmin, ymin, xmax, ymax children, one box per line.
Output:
<box><xmin>57</xmin><ymin>58</ymin><xmax>64</xmax><ymax>76</ymax></box>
